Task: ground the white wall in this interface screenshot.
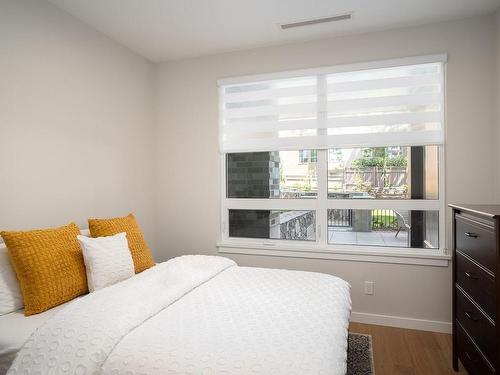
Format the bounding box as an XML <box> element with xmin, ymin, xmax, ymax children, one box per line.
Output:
<box><xmin>153</xmin><ymin>15</ymin><xmax>498</xmax><ymax>329</ymax></box>
<box><xmin>0</xmin><ymin>0</ymin><xmax>155</xmax><ymax>249</ymax></box>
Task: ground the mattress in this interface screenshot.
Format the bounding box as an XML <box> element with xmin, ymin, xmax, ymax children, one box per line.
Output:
<box><xmin>0</xmin><ymin>302</ymin><xmax>69</xmax><ymax>374</ymax></box>
<box><xmin>6</xmin><ymin>256</ymin><xmax>351</xmax><ymax>375</ymax></box>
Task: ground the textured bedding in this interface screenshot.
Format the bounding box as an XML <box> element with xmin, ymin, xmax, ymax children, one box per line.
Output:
<box><xmin>0</xmin><ymin>303</ymin><xmax>68</xmax><ymax>375</ymax></box>
<box><xmin>7</xmin><ymin>255</ymin><xmax>351</xmax><ymax>375</ymax></box>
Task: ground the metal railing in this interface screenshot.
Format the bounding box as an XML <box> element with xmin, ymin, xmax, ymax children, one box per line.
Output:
<box><xmin>328</xmin><ymin>209</ymin><xmax>352</xmax><ymax>227</ymax></box>
<box><xmin>328</xmin><ymin>209</ymin><xmax>398</xmax><ymax>230</ymax></box>
<box><xmin>371</xmin><ymin>209</ymin><xmax>398</xmax><ymax>230</ymax></box>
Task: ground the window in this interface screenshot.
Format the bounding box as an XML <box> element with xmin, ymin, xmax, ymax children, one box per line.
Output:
<box><xmin>328</xmin><ymin>145</ymin><xmax>439</xmax><ymax>200</ymax></box>
<box><xmin>219</xmin><ymin>55</ymin><xmax>446</xmax><ymax>259</ymax></box>
<box><xmin>227</xmin><ymin>151</ymin><xmax>317</xmax><ymax>198</ymax></box>
<box><xmin>229</xmin><ymin>209</ymin><xmax>316</xmax><ymax>241</ymax></box>
<box><xmin>328</xmin><ymin>209</ymin><xmax>439</xmax><ymax>248</ymax></box>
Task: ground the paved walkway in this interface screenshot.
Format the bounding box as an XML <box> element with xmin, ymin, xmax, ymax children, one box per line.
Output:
<box><xmin>328</xmin><ymin>227</ymin><xmax>408</xmax><ymax>247</ymax></box>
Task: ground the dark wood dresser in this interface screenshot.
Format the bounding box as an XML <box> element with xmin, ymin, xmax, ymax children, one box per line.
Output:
<box><xmin>450</xmin><ymin>204</ymin><xmax>500</xmax><ymax>374</ymax></box>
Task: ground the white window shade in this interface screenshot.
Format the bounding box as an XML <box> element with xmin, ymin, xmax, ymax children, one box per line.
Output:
<box><xmin>219</xmin><ymin>55</ymin><xmax>446</xmax><ymax>153</ymax></box>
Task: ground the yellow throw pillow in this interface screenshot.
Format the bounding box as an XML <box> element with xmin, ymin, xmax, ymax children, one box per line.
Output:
<box><xmin>1</xmin><ymin>223</ymin><xmax>88</xmax><ymax>316</ymax></box>
<box><xmin>88</xmin><ymin>214</ymin><xmax>154</xmax><ymax>273</ymax></box>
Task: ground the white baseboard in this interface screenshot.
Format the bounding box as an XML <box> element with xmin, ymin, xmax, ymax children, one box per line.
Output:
<box><xmin>351</xmin><ymin>311</ymin><xmax>452</xmax><ymax>334</ymax></box>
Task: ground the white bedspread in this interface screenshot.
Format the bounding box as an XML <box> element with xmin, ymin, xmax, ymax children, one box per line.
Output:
<box><xmin>0</xmin><ymin>303</ymin><xmax>68</xmax><ymax>375</ymax></box>
<box><xmin>7</xmin><ymin>255</ymin><xmax>351</xmax><ymax>375</ymax></box>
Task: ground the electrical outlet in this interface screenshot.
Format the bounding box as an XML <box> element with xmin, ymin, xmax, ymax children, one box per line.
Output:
<box><xmin>364</xmin><ymin>281</ymin><xmax>374</xmax><ymax>295</ymax></box>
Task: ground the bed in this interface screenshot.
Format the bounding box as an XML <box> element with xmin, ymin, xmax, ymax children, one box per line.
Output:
<box><xmin>2</xmin><ymin>254</ymin><xmax>351</xmax><ymax>375</ymax></box>
<box><xmin>0</xmin><ymin>302</ymin><xmax>69</xmax><ymax>373</ymax></box>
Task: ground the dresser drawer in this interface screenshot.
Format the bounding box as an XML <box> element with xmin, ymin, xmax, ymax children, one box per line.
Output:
<box><xmin>456</xmin><ymin>251</ymin><xmax>496</xmax><ymax>319</ymax></box>
<box><xmin>457</xmin><ymin>322</ymin><xmax>495</xmax><ymax>375</ymax></box>
<box><xmin>456</xmin><ymin>215</ymin><xmax>496</xmax><ymax>273</ymax></box>
<box><xmin>456</xmin><ymin>287</ymin><xmax>496</xmax><ymax>363</ymax></box>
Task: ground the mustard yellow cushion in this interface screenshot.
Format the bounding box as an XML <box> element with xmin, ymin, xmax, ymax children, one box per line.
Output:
<box><xmin>0</xmin><ymin>223</ymin><xmax>88</xmax><ymax>316</ymax></box>
<box><xmin>88</xmin><ymin>214</ymin><xmax>154</xmax><ymax>273</ymax></box>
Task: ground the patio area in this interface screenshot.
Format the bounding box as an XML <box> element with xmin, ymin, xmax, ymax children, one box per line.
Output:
<box><xmin>328</xmin><ymin>227</ymin><xmax>409</xmax><ymax>247</ymax></box>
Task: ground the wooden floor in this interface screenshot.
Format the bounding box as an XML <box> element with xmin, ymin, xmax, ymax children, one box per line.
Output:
<box><xmin>349</xmin><ymin>322</ymin><xmax>468</xmax><ymax>375</ymax></box>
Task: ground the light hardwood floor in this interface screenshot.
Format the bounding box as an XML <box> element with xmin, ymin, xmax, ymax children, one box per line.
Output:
<box><xmin>349</xmin><ymin>322</ymin><xmax>468</xmax><ymax>375</ymax></box>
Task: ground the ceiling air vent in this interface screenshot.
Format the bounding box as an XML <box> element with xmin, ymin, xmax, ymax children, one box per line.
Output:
<box><xmin>280</xmin><ymin>13</ymin><xmax>352</xmax><ymax>30</ymax></box>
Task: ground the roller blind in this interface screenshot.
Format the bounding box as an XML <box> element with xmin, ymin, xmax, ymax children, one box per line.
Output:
<box><xmin>219</xmin><ymin>55</ymin><xmax>446</xmax><ymax>153</ymax></box>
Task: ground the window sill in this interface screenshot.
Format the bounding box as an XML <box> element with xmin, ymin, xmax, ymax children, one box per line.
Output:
<box><xmin>216</xmin><ymin>241</ymin><xmax>451</xmax><ymax>267</ymax></box>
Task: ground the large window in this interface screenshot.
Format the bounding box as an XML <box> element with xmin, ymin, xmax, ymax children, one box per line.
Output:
<box><xmin>219</xmin><ymin>55</ymin><xmax>446</xmax><ymax>256</ymax></box>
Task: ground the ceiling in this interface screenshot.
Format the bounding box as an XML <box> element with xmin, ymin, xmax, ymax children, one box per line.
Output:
<box><xmin>47</xmin><ymin>0</ymin><xmax>500</xmax><ymax>62</ymax></box>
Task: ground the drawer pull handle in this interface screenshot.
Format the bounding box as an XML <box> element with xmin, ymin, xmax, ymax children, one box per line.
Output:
<box><xmin>465</xmin><ymin>351</ymin><xmax>479</xmax><ymax>364</ymax></box>
<box><xmin>465</xmin><ymin>271</ymin><xmax>480</xmax><ymax>280</ymax></box>
<box><xmin>465</xmin><ymin>232</ymin><xmax>478</xmax><ymax>238</ymax></box>
<box><xmin>465</xmin><ymin>311</ymin><xmax>479</xmax><ymax>322</ymax></box>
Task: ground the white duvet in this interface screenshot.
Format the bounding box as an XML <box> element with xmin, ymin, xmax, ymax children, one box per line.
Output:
<box><xmin>7</xmin><ymin>255</ymin><xmax>351</xmax><ymax>375</ymax></box>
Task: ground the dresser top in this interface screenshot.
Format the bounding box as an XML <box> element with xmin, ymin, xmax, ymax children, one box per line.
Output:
<box><xmin>449</xmin><ymin>203</ymin><xmax>500</xmax><ymax>218</ymax></box>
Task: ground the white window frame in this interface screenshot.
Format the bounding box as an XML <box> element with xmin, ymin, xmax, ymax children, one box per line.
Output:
<box><xmin>216</xmin><ymin>55</ymin><xmax>450</xmax><ymax>266</ymax></box>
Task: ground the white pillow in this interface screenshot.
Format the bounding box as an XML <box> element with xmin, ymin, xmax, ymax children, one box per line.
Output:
<box><xmin>77</xmin><ymin>232</ymin><xmax>134</xmax><ymax>292</ymax></box>
<box><xmin>0</xmin><ymin>244</ymin><xmax>23</xmax><ymax>314</ymax></box>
